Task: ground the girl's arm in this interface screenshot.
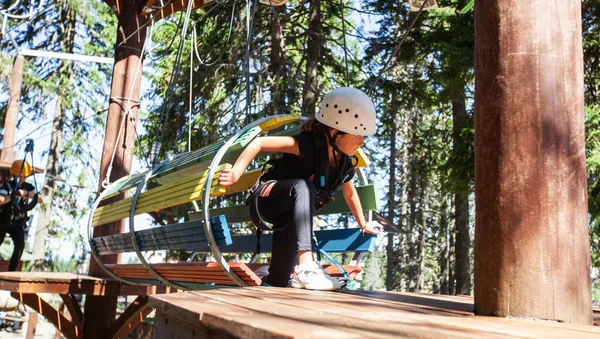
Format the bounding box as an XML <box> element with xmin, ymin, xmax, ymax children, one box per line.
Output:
<box><xmin>218</xmin><ymin>136</ymin><xmax>299</xmax><ymax>189</ymax></box>
<box><xmin>342</xmin><ymin>180</ymin><xmax>381</xmax><ymax>235</ymax></box>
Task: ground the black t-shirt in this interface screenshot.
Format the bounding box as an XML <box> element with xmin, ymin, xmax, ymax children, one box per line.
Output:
<box><xmin>0</xmin><ymin>181</ymin><xmax>10</xmax><ymax>224</ymax></box>
<box><xmin>261</xmin><ymin>132</ymin><xmax>356</xmax><ymax>191</ymax></box>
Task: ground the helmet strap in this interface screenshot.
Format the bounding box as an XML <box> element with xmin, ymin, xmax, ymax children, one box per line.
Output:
<box><xmin>327</xmin><ymin>131</ymin><xmax>344</xmax><ymax>155</ymax></box>
<box><xmin>326</xmin><ymin>131</ymin><xmax>345</xmax><ymax>169</ymax></box>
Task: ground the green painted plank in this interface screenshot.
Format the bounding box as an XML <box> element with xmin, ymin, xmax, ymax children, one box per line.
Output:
<box><xmin>318</xmin><ymin>184</ymin><xmax>379</xmax><ymax>215</ymax></box>
<box><xmin>100</xmin><ymin>121</ymin><xmax>302</xmax><ymax>199</ymax></box>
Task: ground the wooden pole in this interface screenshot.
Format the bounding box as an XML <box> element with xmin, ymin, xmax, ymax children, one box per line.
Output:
<box><xmin>473</xmin><ymin>0</ymin><xmax>592</xmax><ymax>324</ymax></box>
<box><xmin>0</xmin><ymin>55</ymin><xmax>23</xmax><ymax>175</ymax></box>
<box><xmin>83</xmin><ymin>1</ymin><xmax>146</xmax><ymax>337</ymax></box>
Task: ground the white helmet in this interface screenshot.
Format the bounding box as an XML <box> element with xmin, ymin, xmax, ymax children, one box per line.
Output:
<box><xmin>316</xmin><ymin>87</ymin><xmax>377</xmax><ymax>136</ymax></box>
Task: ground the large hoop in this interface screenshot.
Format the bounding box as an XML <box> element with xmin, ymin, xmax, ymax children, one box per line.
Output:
<box><xmin>200</xmin><ymin>114</ymin><xmax>297</xmax><ymax>287</ymax></box>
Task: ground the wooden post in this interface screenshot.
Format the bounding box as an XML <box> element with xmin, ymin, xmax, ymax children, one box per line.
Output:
<box><xmin>82</xmin><ymin>1</ymin><xmax>146</xmax><ymax>337</ymax></box>
<box><xmin>0</xmin><ymin>55</ymin><xmax>23</xmax><ymax>175</ymax></box>
<box><xmin>473</xmin><ymin>0</ymin><xmax>592</xmax><ymax>324</ymax></box>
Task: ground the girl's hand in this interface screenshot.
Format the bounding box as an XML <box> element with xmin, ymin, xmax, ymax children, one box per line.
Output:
<box><xmin>361</xmin><ymin>220</ymin><xmax>382</xmax><ymax>235</ymax></box>
<box><xmin>218</xmin><ymin>168</ymin><xmax>240</xmax><ymax>190</ymax></box>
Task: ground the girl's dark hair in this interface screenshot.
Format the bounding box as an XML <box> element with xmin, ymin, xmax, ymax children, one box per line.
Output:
<box><xmin>300</xmin><ymin>117</ymin><xmax>346</xmax><ymax>136</ymax></box>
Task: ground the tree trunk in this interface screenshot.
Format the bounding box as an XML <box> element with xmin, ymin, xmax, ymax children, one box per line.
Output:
<box><xmin>452</xmin><ymin>90</ymin><xmax>471</xmax><ymax>295</ymax></box>
<box><xmin>406</xmin><ymin>160</ymin><xmax>419</xmax><ymax>291</ymax></box>
<box><xmin>84</xmin><ymin>1</ymin><xmax>147</xmax><ymax>337</ymax></box>
<box><xmin>0</xmin><ymin>55</ymin><xmax>23</xmax><ymax>174</ymax></box>
<box><xmin>385</xmin><ymin>233</ymin><xmax>394</xmax><ymax>290</ymax></box>
<box><xmin>269</xmin><ymin>5</ymin><xmax>286</xmax><ymax>115</ymax></box>
<box><xmin>397</xmin><ymin>107</ymin><xmax>410</xmax><ymax>290</ymax></box>
<box><xmin>302</xmin><ymin>0</ymin><xmax>320</xmax><ymax>116</ymax></box>
<box><xmin>416</xmin><ymin>176</ymin><xmax>428</xmax><ymax>291</ymax></box>
<box><xmin>474</xmin><ymin>0</ymin><xmax>591</xmax><ymax>323</ymax></box>
<box><xmin>385</xmin><ymin>93</ymin><xmax>398</xmax><ymax>291</ymax></box>
<box><xmin>30</xmin><ymin>6</ymin><xmax>75</xmax><ymax>271</ymax></box>
<box><xmin>439</xmin><ymin>200</ymin><xmax>449</xmax><ymax>294</ymax></box>
<box><xmin>30</xmin><ymin>97</ymin><xmax>64</xmax><ymax>269</ymax></box>
<box><xmin>448</xmin><ymin>216</ymin><xmax>455</xmax><ymax>295</ymax></box>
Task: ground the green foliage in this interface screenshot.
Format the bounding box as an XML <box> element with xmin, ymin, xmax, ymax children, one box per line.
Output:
<box><xmin>0</xmin><ymin>0</ymin><xmax>115</xmax><ymax>267</ymax></box>
<box><xmin>0</xmin><ymin>0</ymin><xmax>596</xmax><ymax>297</ymax></box>
<box><xmin>586</xmin><ymin>105</ymin><xmax>600</xmax><ymax>270</ymax></box>
<box><xmin>584</xmin><ymin>2</ymin><xmax>600</xmax><ymax>299</ymax></box>
<box><xmin>361</xmin><ymin>251</ymin><xmax>385</xmax><ymax>290</ymax></box>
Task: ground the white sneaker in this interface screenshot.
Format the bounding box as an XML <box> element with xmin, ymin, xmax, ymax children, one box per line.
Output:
<box><xmin>290</xmin><ymin>261</ymin><xmax>341</xmax><ymax>290</ymax></box>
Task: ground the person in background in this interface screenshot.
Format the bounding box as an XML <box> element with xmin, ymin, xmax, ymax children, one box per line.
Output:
<box><xmin>0</xmin><ymin>160</ymin><xmax>40</xmax><ymax>271</ymax></box>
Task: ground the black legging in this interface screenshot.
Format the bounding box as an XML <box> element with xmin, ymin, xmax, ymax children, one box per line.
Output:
<box><xmin>0</xmin><ymin>225</ymin><xmax>25</xmax><ymax>271</ymax></box>
<box><xmin>252</xmin><ymin>178</ymin><xmax>316</xmax><ymax>287</ymax></box>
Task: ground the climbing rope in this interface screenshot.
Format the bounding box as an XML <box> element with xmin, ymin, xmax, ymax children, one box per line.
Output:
<box><xmin>339</xmin><ymin>0</ymin><xmax>350</xmax><ymax>87</ymax></box>
<box><xmin>192</xmin><ymin>1</ymin><xmax>236</xmax><ymax>67</ymax></box>
<box><xmin>102</xmin><ymin>29</ymin><xmax>148</xmax><ymax>188</ymax></box>
<box><xmin>266</xmin><ymin>0</ymin><xmax>308</xmax><ymax>20</ymax></box>
<box><xmin>0</xmin><ymin>0</ymin><xmax>42</xmax><ymax>20</ymax></box>
<box><xmin>188</xmin><ymin>28</ymin><xmax>194</xmax><ymax>153</ymax></box>
<box><xmin>244</xmin><ymin>0</ymin><xmax>259</xmax><ymax>125</ymax></box>
<box><xmin>153</xmin><ymin>0</ymin><xmax>196</xmax><ymax>166</ymax></box>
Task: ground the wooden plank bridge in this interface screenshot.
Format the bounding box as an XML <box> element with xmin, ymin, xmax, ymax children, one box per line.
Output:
<box><xmin>0</xmin><ymin>271</ymin><xmax>598</xmax><ymax>338</ymax></box>
<box><xmin>150</xmin><ymin>287</ymin><xmax>600</xmax><ymax>338</ymax></box>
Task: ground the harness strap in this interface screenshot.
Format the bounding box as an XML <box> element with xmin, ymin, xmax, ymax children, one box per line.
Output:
<box><xmin>249</xmin><ymin>180</ymin><xmax>277</xmax><ymax>231</ymax></box>
<box><xmin>311</xmin><ymin>133</ymin><xmax>353</xmax><ymax>207</ymax></box>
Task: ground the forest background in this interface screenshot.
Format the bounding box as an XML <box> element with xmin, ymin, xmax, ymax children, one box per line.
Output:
<box><xmin>0</xmin><ymin>0</ymin><xmax>599</xmax><ymax>304</ymax></box>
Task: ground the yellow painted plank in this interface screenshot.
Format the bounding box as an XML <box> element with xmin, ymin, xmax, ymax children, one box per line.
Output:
<box><xmin>92</xmin><ymin>185</ymin><xmax>226</xmax><ymax>227</ymax></box>
<box><xmin>92</xmin><ymin>176</ymin><xmax>223</xmax><ymax>222</ymax></box>
<box><xmin>224</xmin><ymin>169</ymin><xmax>262</xmax><ymax>195</ymax></box>
<box><xmin>152</xmin><ymin>115</ymin><xmax>299</xmax><ymax>187</ymax></box>
<box><xmin>93</xmin><ymin>164</ymin><xmax>229</xmax><ymax>220</ymax></box>
<box><xmin>97</xmin><ymin>168</ymin><xmax>223</xmax><ymax>212</ymax></box>
<box><xmin>92</xmin><ymin>177</ymin><xmax>223</xmax><ymax>225</ymax></box>
<box><xmin>92</xmin><ymin>165</ymin><xmax>230</xmax><ymax>227</ymax></box>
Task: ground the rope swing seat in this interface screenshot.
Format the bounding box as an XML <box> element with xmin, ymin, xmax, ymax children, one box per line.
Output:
<box><xmin>88</xmin><ymin>114</ymin><xmax>380</xmax><ymax>290</ymax></box>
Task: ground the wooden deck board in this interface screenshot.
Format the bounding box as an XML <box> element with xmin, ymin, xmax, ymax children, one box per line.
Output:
<box><xmin>0</xmin><ymin>272</ymin><xmax>178</xmax><ymax>296</ymax></box>
<box><xmin>149</xmin><ymin>288</ymin><xmax>600</xmax><ymax>339</ymax></box>
<box><xmin>150</xmin><ymin>290</ymin><xmax>366</xmax><ymax>338</ymax></box>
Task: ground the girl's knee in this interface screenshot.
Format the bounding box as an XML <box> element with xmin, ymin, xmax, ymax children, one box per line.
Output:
<box><xmin>290</xmin><ymin>179</ymin><xmax>316</xmax><ymax>200</ymax></box>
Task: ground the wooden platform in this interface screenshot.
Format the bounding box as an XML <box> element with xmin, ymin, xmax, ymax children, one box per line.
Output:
<box><xmin>0</xmin><ymin>272</ymin><xmax>177</xmax><ymax>339</ymax></box>
<box><xmin>149</xmin><ymin>288</ymin><xmax>600</xmax><ymax>338</ymax></box>
<box><xmin>0</xmin><ymin>271</ymin><xmax>177</xmax><ymax>295</ymax></box>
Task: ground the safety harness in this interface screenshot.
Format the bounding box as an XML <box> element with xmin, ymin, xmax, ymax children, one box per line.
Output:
<box><xmin>248</xmin><ymin>133</ymin><xmax>356</xmax><ymax>231</ymax></box>
<box><xmin>5</xmin><ymin>139</ymin><xmax>39</xmax><ymax>228</ymax></box>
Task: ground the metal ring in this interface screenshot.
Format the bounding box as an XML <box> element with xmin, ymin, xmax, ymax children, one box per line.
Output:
<box><xmin>87</xmin><ymin>178</ymin><xmax>146</xmax><ymax>286</ymax></box>
<box><xmin>201</xmin><ymin>114</ymin><xmax>297</xmax><ymax>287</ymax></box>
<box><xmin>128</xmin><ymin>159</ymin><xmax>190</xmax><ymax>290</ymax></box>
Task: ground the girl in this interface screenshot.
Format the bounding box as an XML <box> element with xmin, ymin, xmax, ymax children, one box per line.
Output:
<box><xmin>218</xmin><ymin>87</ymin><xmax>382</xmax><ymax>290</ymax></box>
